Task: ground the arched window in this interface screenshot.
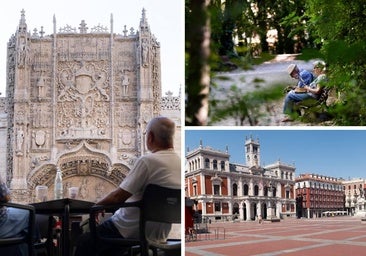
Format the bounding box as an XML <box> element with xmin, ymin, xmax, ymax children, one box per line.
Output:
<box><xmin>243</xmin><ymin>184</ymin><xmax>249</xmax><ymax>196</ymax></box>
<box><xmin>220</xmin><ymin>161</ymin><xmax>225</xmax><ymax>171</ymax></box>
<box><xmin>205</xmin><ymin>158</ymin><xmax>210</xmax><ymax>169</ymax></box>
<box><xmin>264</xmin><ymin>186</ymin><xmax>268</xmax><ymax>196</ymax></box>
<box><xmin>233</xmin><ymin>183</ymin><xmax>238</xmax><ymax>196</ymax></box>
<box><xmin>213</xmin><ymin>159</ymin><xmax>218</xmax><ymax>170</ymax></box>
<box><xmin>254</xmin><ymin>185</ymin><xmax>259</xmax><ymax>196</ymax></box>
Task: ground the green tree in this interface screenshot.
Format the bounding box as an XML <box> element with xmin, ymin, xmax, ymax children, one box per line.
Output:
<box><xmin>185</xmin><ymin>0</ymin><xmax>211</xmax><ymax>125</ymax></box>
<box><xmin>305</xmin><ymin>0</ymin><xmax>366</xmax><ymax>125</ymax></box>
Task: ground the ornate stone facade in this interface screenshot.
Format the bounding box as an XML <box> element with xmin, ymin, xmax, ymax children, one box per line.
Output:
<box><xmin>0</xmin><ymin>9</ymin><xmax>181</xmax><ymax>203</ymax></box>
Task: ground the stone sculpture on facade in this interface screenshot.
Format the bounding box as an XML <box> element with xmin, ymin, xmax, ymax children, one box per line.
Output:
<box><xmin>1</xmin><ymin>9</ymin><xmax>174</xmax><ymax>203</ymax></box>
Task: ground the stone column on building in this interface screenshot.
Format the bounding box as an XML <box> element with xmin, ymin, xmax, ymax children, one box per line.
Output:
<box><xmin>257</xmin><ymin>202</ymin><xmax>261</xmax><ymax>219</ymax></box>
<box><xmin>200</xmin><ymin>173</ymin><xmax>205</xmax><ymax>194</ymax></box>
<box><xmin>239</xmin><ymin>201</ymin><xmax>244</xmax><ymax>220</ymax></box>
<box><xmin>227</xmin><ymin>176</ymin><xmax>232</xmax><ymax>196</ymax></box>
<box><xmin>238</xmin><ymin>177</ymin><xmax>243</xmax><ymax>196</ymax></box>
<box><xmin>259</xmin><ymin>180</ymin><xmax>264</xmax><ymax>196</ymax></box>
<box><xmin>245</xmin><ymin>200</ymin><xmax>252</xmax><ymax>221</ymax></box>
<box><xmin>249</xmin><ymin>179</ymin><xmax>254</xmax><ymax>196</ymax></box>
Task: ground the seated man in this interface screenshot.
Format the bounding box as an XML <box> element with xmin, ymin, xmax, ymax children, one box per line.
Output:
<box><xmin>74</xmin><ymin>116</ymin><xmax>181</xmax><ymax>256</ymax></box>
<box><xmin>282</xmin><ymin>64</ymin><xmax>315</xmax><ymax>121</ymax></box>
<box><xmin>0</xmin><ymin>176</ymin><xmax>31</xmax><ymax>256</ymax></box>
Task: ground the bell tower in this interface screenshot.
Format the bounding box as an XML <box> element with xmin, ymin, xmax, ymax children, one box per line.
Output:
<box><xmin>245</xmin><ymin>136</ymin><xmax>260</xmax><ymax>167</ymax></box>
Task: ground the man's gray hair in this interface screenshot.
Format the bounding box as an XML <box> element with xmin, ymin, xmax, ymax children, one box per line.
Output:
<box><xmin>148</xmin><ymin>116</ymin><xmax>175</xmax><ymax>147</ymax></box>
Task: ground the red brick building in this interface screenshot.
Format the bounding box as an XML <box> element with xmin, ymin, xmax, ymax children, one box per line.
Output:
<box><xmin>185</xmin><ymin>136</ymin><xmax>296</xmax><ymax>222</ymax></box>
<box><xmin>295</xmin><ymin>174</ymin><xmax>344</xmax><ymax>218</ymax></box>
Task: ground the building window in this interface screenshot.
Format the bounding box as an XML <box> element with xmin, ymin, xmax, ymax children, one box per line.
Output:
<box><xmin>205</xmin><ymin>158</ymin><xmax>210</xmax><ymax>169</ymax></box>
<box><xmin>214</xmin><ymin>202</ymin><xmax>221</xmax><ymax>212</ymax></box>
<box><xmin>213</xmin><ymin>160</ymin><xmax>218</xmax><ymax>170</ymax></box>
<box><xmin>243</xmin><ymin>184</ymin><xmax>249</xmax><ymax>196</ymax></box>
<box><xmin>233</xmin><ymin>183</ymin><xmax>238</xmax><ymax>196</ymax></box>
<box><xmin>214</xmin><ymin>185</ymin><xmax>220</xmax><ymax>195</ymax></box>
<box><xmin>254</xmin><ymin>185</ymin><xmax>259</xmax><ymax>196</ymax></box>
<box><xmin>193</xmin><ymin>184</ymin><xmax>197</xmax><ymax>196</ymax></box>
<box><xmin>286</xmin><ymin>190</ymin><xmax>290</xmax><ymax>199</ymax></box>
<box><xmin>264</xmin><ymin>186</ymin><xmax>268</xmax><ymax>196</ymax></box>
<box><xmin>220</xmin><ymin>161</ymin><xmax>225</xmax><ymax>171</ymax></box>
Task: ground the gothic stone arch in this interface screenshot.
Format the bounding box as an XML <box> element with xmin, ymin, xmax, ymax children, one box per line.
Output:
<box><xmin>28</xmin><ymin>148</ymin><xmax>129</xmax><ymax>203</ymax></box>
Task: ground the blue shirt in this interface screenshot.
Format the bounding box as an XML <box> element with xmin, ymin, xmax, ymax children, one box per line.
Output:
<box><xmin>297</xmin><ymin>69</ymin><xmax>314</xmax><ymax>87</ymax></box>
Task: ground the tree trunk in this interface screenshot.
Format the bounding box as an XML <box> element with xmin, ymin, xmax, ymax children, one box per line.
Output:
<box><xmin>185</xmin><ymin>0</ymin><xmax>211</xmax><ymax>126</ymax></box>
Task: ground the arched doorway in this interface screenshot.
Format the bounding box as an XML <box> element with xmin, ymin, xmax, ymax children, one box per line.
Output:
<box><xmin>28</xmin><ymin>144</ymin><xmax>130</xmax><ymax>203</ymax></box>
<box><xmin>251</xmin><ymin>202</ymin><xmax>257</xmax><ymax>220</ymax></box>
<box><xmin>262</xmin><ymin>203</ymin><xmax>267</xmax><ymax>219</ymax></box>
<box><xmin>243</xmin><ymin>203</ymin><xmax>247</xmax><ymax>221</ymax></box>
<box><xmin>233</xmin><ymin>202</ymin><xmax>239</xmax><ymax>220</ymax></box>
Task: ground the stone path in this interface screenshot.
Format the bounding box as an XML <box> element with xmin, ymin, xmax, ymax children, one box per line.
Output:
<box><xmin>210</xmin><ymin>54</ymin><xmax>324</xmax><ymax>126</ymax></box>
<box><xmin>185</xmin><ymin>216</ymin><xmax>366</xmax><ymax>256</ymax></box>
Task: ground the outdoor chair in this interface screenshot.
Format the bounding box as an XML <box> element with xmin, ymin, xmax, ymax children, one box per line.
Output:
<box><xmin>89</xmin><ymin>184</ymin><xmax>181</xmax><ymax>256</ymax></box>
<box><xmin>0</xmin><ymin>202</ymin><xmax>36</xmax><ymax>256</ymax></box>
<box><xmin>34</xmin><ymin>214</ymin><xmax>57</xmax><ymax>256</ymax></box>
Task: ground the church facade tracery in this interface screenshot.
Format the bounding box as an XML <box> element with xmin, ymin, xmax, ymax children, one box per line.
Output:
<box><xmin>0</xmin><ymin>9</ymin><xmax>180</xmax><ymax>203</ymax></box>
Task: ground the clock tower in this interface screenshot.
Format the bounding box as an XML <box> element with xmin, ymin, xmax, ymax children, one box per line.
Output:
<box><xmin>245</xmin><ymin>136</ymin><xmax>260</xmax><ymax>167</ymax></box>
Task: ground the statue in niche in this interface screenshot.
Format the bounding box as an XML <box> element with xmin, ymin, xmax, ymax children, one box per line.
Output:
<box><xmin>121</xmin><ymin>71</ymin><xmax>130</xmax><ymax>96</ymax></box>
<box><xmin>37</xmin><ymin>73</ymin><xmax>47</xmax><ymax>98</ymax></box>
<box><xmin>17</xmin><ymin>42</ymin><xmax>29</xmax><ymax>68</ymax></box>
<box><xmin>141</xmin><ymin>39</ymin><xmax>149</xmax><ymax>67</ymax></box>
<box><xmin>16</xmin><ymin>127</ymin><xmax>24</xmax><ymax>155</ymax></box>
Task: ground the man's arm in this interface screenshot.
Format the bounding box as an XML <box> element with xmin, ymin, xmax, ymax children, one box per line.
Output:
<box><xmin>300</xmin><ymin>70</ymin><xmax>313</xmax><ymax>86</ymax></box>
<box><xmin>95</xmin><ymin>187</ymin><xmax>132</xmax><ymax>206</ymax></box>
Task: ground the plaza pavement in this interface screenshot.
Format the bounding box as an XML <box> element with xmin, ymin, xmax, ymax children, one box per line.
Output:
<box><xmin>185</xmin><ymin>216</ymin><xmax>366</xmax><ymax>256</ymax></box>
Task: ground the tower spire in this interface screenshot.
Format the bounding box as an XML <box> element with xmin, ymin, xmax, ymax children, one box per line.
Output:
<box><xmin>139</xmin><ymin>8</ymin><xmax>150</xmax><ymax>33</ymax></box>
<box><xmin>18</xmin><ymin>9</ymin><xmax>27</xmax><ymax>34</ymax></box>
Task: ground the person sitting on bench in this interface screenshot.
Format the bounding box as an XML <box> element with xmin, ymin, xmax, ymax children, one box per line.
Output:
<box><xmin>282</xmin><ymin>62</ymin><xmax>326</xmax><ymax>122</ymax></box>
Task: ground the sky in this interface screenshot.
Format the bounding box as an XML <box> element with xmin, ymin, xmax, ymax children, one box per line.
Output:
<box><xmin>185</xmin><ymin>128</ymin><xmax>366</xmax><ymax>180</ymax></box>
<box><xmin>0</xmin><ymin>0</ymin><xmax>183</xmax><ymax>96</ymax></box>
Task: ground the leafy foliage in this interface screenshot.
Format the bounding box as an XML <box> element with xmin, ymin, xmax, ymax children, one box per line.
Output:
<box><xmin>305</xmin><ymin>0</ymin><xmax>366</xmax><ymax>125</ymax></box>
<box><xmin>209</xmin><ymin>84</ymin><xmax>284</xmax><ymax>125</ymax></box>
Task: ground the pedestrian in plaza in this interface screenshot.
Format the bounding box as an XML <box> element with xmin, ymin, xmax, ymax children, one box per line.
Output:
<box><xmin>258</xmin><ymin>215</ymin><xmax>263</xmax><ymax>224</ymax></box>
<box><xmin>0</xmin><ymin>175</ymin><xmax>31</xmax><ymax>256</ymax></box>
<box><xmin>74</xmin><ymin>116</ymin><xmax>181</xmax><ymax>256</ymax></box>
<box><xmin>282</xmin><ymin>63</ymin><xmax>316</xmax><ymax>121</ymax></box>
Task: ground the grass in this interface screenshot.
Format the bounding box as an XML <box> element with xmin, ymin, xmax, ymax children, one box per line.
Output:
<box><xmin>295</xmin><ymin>48</ymin><xmax>323</xmax><ymax>61</ymax></box>
<box><xmin>251</xmin><ymin>52</ymin><xmax>276</xmax><ymax>65</ymax></box>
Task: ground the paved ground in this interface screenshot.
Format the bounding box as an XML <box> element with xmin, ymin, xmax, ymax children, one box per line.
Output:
<box><xmin>185</xmin><ymin>216</ymin><xmax>366</xmax><ymax>256</ymax></box>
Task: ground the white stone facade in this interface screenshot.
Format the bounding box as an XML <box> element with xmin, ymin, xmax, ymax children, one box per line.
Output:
<box><xmin>0</xmin><ymin>9</ymin><xmax>181</xmax><ymax>203</ymax></box>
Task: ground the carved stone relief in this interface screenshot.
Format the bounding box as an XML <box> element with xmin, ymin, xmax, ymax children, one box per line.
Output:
<box><xmin>3</xmin><ymin>10</ymin><xmax>169</xmax><ymax>203</ymax></box>
<box><xmin>56</xmin><ymin>61</ymin><xmax>110</xmax><ymax>139</ymax></box>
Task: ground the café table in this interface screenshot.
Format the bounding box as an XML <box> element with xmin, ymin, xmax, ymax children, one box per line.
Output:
<box><xmin>31</xmin><ymin>198</ymin><xmax>94</xmax><ymax>256</ymax></box>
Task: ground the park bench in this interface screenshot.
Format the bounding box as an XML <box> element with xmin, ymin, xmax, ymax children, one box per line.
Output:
<box><xmin>284</xmin><ymin>86</ymin><xmax>331</xmax><ymax>121</ymax></box>
<box><xmin>292</xmin><ymin>86</ymin><xmax>332</xmax><ymax>121</ymax></box>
